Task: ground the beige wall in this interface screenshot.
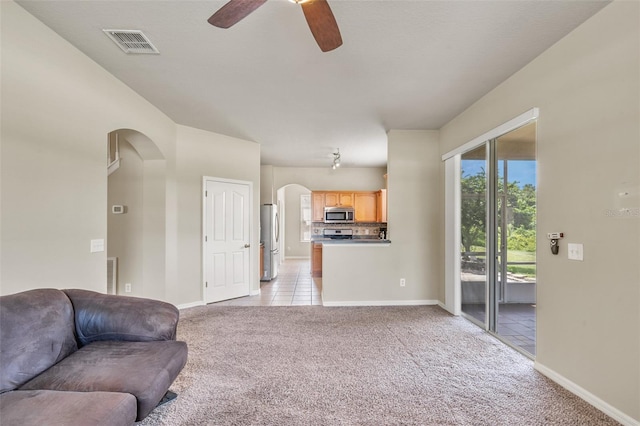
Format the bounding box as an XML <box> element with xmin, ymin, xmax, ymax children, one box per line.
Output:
<box><xmin>0</xmin><ymin>2</ymin><xmax>176</xmax><ymax>296</ymax></box>
<box><xmin>107</xmin><ymin>140</ymin><xmax>144</xmax><ymax>295</ymax></box>
<box><xmin>173</xmin><ymin>125</ymin><xmax>261</xmax><ymax>306</ymax></box>
<box><xmin>260</xmin><ymin>165</ymin><xmax>274</xmax><ymax>204</ymax></box>
<box><xmin>1</xmin><ymin>3</ymin><xmax>261</xmax><ymax>309</ymax></box>
<box><xmin>273</xmin><ymin>166</ymin><xmax>387</xmax><ymax>194</ymax></box>
<box><xmin>283</xmin><ymin>184</ymin><xmax>311</xmax><ymax>259</ymax></box>
<box><xmin>322</xmin><ymin>131</ymin><xmax>442</xmax><ymax>304</ymax></box>
<box><xmin>386</xmin><ymin>130</ymin><xmax>442</xmax><ymax>300</ymax></box>
<box><xmin>439</xmin><ymin>1</ymin><xmax>639</xmax><ymax>421</ymax></box>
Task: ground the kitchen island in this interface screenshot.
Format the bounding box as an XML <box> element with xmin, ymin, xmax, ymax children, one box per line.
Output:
<box><xmin>316</xmin><ymin>239</ymin><xmax>438</xmax><ymax>307</ymax></box>
<box><xmin>310</xmin><ymin>238</ymin><xmax>390</xmax><ymax>278</ymax></box>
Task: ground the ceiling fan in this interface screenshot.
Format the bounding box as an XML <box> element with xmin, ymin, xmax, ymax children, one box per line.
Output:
<box><xmin>208</xmin><ymin>0</ymin><xmax>343</xmax><ymax>52</ymax></box>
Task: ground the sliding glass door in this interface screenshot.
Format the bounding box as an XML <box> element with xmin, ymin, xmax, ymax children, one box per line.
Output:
<box><xmin>460</xmin><ymin>122</ymin><xmax>537</xmax><ymax>356</ymax></box>
<box><xmin>460</xmin><ymin>145</ymin><xmax>488</xmax><ymax>324</ymax></box>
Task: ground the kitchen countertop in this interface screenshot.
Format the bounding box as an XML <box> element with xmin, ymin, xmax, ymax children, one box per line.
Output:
<box><xmin>312</xmin><ymin>238</ymin><xmax>391</xmax><ymax>244</ymax></box>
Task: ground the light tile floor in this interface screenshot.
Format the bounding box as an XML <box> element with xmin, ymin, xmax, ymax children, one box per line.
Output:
<box><xmin>212</xmin><ymin>259</ymin><xmax>322</xmax><ymax>306</ymax></box>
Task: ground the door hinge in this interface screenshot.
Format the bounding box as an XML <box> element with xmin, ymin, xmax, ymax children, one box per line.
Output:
<box><xmin>205</xmin><ymin>281</ymin><xmax>208</xmax><ymax>288</ymax></box>
<box><xmin>205</xmin><ymin>236</ymin><xmax>208</xmax><ymax>242</ymax></box>
<box><xmin>205</xmin><ymin>190</ymin><xmax>208</xmax><ymax>197</ymax></box>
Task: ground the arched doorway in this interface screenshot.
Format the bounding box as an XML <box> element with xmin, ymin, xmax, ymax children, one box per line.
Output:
<box><xmin>275</xmin><ymin>184</ymin><xmax>312</xmax><ymax>261</ymax></box>
<box><xmin>107</xmin><ymin>129</ymin><xmax>166</xmax><ymax>300</ymax></box>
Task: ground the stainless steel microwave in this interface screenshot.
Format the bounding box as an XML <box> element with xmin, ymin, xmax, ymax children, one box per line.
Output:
<box><xmin>324</xmin><ymin>207</ymin><xmax>355</xmax><ymax>223</ymax></box>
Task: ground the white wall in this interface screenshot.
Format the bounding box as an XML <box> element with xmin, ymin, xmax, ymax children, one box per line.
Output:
<box><xmin>439</xmin><ymin>1</ymin><xmax>639</xmax><ymax>422</ymax></box>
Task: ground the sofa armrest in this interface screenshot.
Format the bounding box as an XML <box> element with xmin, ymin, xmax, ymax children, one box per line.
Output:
<box><xmin>63</xmin><ymin>289</ymin><xmax>179</xmax><ymax>347</ymax></box>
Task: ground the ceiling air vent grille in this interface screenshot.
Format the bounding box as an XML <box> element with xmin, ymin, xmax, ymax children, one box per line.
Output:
<box><xmin>103</xmin><ymin>29</ymin><xmax>159</xmax><ymax>54</ymax></box>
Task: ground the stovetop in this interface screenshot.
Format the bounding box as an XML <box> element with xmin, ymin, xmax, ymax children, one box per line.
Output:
<box><xmin>323</xmin><ymin>228</ymin><xmax>354</xmax><ymax>239</ymax></box>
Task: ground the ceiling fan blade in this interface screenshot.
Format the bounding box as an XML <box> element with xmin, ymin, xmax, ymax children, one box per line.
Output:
<box><xmin>301</xmin><ymin>0</ymin><xmax>343</xmax><ymax>52</ymax></box>
<box><xmin>208</xmin><ymin>0</ymin><xmax>268</xmax><ymax>28</ymax></box>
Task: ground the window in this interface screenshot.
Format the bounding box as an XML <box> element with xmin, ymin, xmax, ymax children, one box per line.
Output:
<box><xmin>300</xmin><ymin>194</ymin><xmax>311</xmax><ymax>242</ymax></box>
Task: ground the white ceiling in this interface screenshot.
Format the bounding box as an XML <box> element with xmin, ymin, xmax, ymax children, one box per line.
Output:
<box><xmin>16</xmin><ymin>0</ymin><xmax>609</xmax><ymax>168</ymax></box>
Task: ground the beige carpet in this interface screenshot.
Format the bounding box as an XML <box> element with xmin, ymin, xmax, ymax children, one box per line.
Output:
<box><xmin>140</xmin><ymin>305</ymin><xmax>618</xmax><ymax>425</ymax></box>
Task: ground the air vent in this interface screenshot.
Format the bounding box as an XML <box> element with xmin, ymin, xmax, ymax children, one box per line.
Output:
<box><xmin>103</xmin><ymin>29</ymin><xmax>159</xmax><ymax>54</ymax></box>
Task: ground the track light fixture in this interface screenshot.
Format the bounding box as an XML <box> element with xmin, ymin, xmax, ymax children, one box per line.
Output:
<box><xmin>332</xmin><ymin>149</ymin><xmax>341</xmax><ymax>170</ymax></box>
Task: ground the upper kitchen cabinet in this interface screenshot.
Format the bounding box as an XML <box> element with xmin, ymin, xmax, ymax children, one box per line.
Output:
<box><xmin>325</xmin><ymin>192</ymin><xmax>354</xmax><ymax>207</ymax></box>
<box><xmin>376</xmin><ymin>189</ymin><xmax>387</xmax><ymax>223</ymax></box>
<box><xmin>312</xmin><ymin>191</ymin><xmax>354</xmax><ymax>221</ymax></box>
<box><xmin>312</xmin><ymin>190</ymin><xmax>386</xmax><ymax>223</ymax></box>
<box><xmin>312</xmin><ymin>192</ymin><xmax>325</xmax><ymax>222</ymax></box>
<box><xmin>354</xmin><ymin>192</ymin><xmax>377</xmax><ymax>222</ymax></box>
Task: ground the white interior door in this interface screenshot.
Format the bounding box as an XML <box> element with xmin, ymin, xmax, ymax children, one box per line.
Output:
<box><xmin>204</xmin><ymin>178</ymin><xmax>251</xmax><ymax>303</ymax></box>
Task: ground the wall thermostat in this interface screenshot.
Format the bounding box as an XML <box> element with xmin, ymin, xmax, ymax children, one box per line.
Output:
<box><xmin>112</xmin><ymin>205</ymin><xmax>125</xmax><ymax>214</ymax></box>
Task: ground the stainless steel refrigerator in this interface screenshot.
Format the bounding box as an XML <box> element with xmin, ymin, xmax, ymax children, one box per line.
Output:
<box><xmin>260</xmin><ymin>204</ymin><xmax>279</xmax><ymax>281</ymax></box>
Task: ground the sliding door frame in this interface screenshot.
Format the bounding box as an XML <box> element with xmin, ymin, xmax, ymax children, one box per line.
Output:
<box><xmin>442</xmin><ymin>108</ymin><xmax>539</xmax><ymax>318</ymax></box>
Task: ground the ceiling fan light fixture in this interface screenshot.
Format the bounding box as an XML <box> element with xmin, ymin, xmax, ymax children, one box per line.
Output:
<box><xmin>289</xmin><ymin>0</ymin><xmax>311</xmax><ymax>4</ymax></box>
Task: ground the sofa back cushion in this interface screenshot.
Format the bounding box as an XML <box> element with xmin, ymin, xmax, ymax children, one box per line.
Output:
<box><xmin>0</xmin><ymin>289</ymin><xmax>78</xmax><ymax>393</ymax></box>
<box><xmin>63</xmin><ymin>289</ymin><xmax>179</xmax><ymax>346</ymax></box>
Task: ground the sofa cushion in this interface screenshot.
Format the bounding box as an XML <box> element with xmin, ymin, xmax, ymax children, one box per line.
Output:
<box><xmin>19</xmin><ymin>340</ymin><xmax>188</xmax><ymax>421</ymax></box>
<box><xmin>0</xmin><ymin>390</ymin><xmax>136</xmax><ymax>426</ymax></box>
<box><xmin>63</xmin><ymin>289</ymin><xmax>179</xmax><ymax>346</ymax></box>
<box><xmin>0</xmin><ymin>289</ymin><xmax>77</xmax><ymax>393</ymax></box>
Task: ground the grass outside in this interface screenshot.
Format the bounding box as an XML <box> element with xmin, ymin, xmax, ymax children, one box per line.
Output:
<box><xmin>506</xmin><ymin>250</ymin><xmax>536</xmax><ymax>277</ymax></box>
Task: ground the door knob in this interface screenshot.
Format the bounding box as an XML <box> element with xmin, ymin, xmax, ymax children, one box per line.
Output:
<box><xmin>244</xmin><ymin>244</ymin><xmax>251</xmax><ymax>248</ymax></box>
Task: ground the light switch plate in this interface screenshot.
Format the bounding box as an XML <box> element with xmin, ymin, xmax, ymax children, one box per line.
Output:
<box><xmin>568</xmin><ymin>243</ymin><xmax>583</xmax><ymax>261</ymax></box>
<box><xmin>90</xmin><ymin>239</ymin><xmax>105</xmax><ymax>253</ymax></box>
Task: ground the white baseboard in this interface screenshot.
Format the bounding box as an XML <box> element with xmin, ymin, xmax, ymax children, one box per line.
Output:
<box><xmin>535</xmin><ymin>362</ymin><xmax>639</xmax><ymax>426</ymax></box>
<box><xmin>284</xmin><ymin>256</ymin><xmax>310</xmax><ymax>260</ymax></box>
<box><xmin>322</xmin><ymin>299</ymin><xmax>439</xmax><ymax>307</ymax></box>
<box><xmin>437</xmin><ymin>301</ymin><xmax>461</xmax><ymax>316</ymax></box>
<box><xmin>176</xmin><ymin>300</ymin><xmax>205</xmax><ymax>310</ymax></box>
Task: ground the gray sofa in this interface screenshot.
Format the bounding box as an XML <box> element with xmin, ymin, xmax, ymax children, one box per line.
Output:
<box><xmin>0</xmin><ymin>288</ymin><xmax>188</xmax><ymax>425</ymax></box>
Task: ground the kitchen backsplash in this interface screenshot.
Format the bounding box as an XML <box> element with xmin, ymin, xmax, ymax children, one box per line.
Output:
<box><xmin>311</xmin><ymin>222</ymin><xmax>387</xmax><ymax>239</ymax></box>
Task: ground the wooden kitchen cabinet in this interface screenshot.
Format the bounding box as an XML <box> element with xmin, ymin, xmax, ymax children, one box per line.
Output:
<box><xmin>312</xmin><ymin>192</ymin><xmax>325</xmax><ymax>222</ymax></box>
<box><xmin>354</xmin><ymin>192</ymin><xmax>377</xmax><ymax>222</ymax></box>
<box><xmin>312</xmin><ymin>191</ymin><xmax>354</xmax><ymax>221</ymax></box>
<box><xmin>324</xmin><ymin>192</ymin><xmax>353</xmax><ymax>207</ymax></box>
<box><xmin>311</xmin><ymin>242</ymin><xmax>322</xmax><ymax>277</ymax></box>
<box><xmin>376</xmin><ymin>189</ymin><xmax>387</xmax><ymax>223</ymax></box>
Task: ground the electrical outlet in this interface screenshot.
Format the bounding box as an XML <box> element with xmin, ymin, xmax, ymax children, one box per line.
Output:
<box><xmin>125</xmin><ymin>283</ymin><xmax>132</xmax><ymax>293</ymax></box>
<box><xmin>400</xmin><ymin>278</ymin><xmax>406</xmax><ymax>287</ymax></box>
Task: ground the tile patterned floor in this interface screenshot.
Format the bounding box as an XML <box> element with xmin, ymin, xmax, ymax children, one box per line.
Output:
<box><xmin>212</xmin><ymin>259</ymin><xmax>322</xmax><ymax>306</ymax></box>
<box><xmin>462</xmin><ymin>303</ymin><xmax>536</xmax><ymax>356</ymax></box>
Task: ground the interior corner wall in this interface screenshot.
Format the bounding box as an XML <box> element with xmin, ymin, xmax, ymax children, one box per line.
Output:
<box><xmin>260</xmin><ymin>165</ymin><xmax>274</xmax><ymax>205</ymax></box>
<box><xmin>438</xmin><ymin>1</ymin><xmax>639</xmax><ymax>421</ymax></box>
<box><xmin>386</xmin><ymin>130</ymin><xmax>442</xmax><ymax>301</ymax></box>
<box><xmin>173</xmin><ymin>125</ymin><xmax>261</xmax><ymax>306</ymax></box>
<box><xmin>0</xmin><ymin>2</ymin><xmax>177</xmax><ymax>297</ymax></box>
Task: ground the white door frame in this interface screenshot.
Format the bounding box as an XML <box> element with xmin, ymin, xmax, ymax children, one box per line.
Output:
<box><xmin>202</xmin><ymin>176</ymin><xmax>254</xmax><ymax>303</ymax></box>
